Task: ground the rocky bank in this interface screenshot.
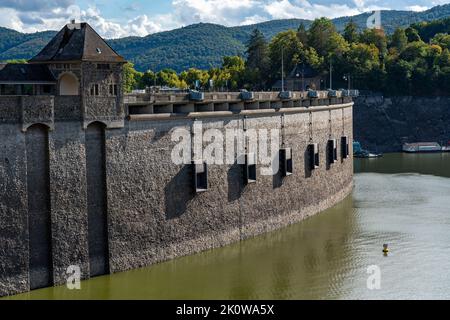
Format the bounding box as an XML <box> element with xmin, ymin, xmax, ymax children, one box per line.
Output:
<box><xmin>354</xmin><ymin>96</ymin><xmax>450</xmax><ymax>152</ymax></box>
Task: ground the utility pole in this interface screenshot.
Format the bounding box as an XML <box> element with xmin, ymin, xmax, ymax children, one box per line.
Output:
<box><xmin>329</xmin><ymin>57</ymin><xmax>333</xmax><ymax>90</ymax></box>
<box><xmin>281</xmin><ymin>46</ymin><xmax>285</xmax><ymax>92</ymax></box>
<box><xmin>302</xmin><ymin>63</ymin><xmax>305</xmax><ymax>91</ymax></box>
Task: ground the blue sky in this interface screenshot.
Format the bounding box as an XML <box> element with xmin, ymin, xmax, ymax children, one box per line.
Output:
<box><xmin>1</xmin><ymin>0</ymin><xmax>449</xmax><ymax>38</ymax></box>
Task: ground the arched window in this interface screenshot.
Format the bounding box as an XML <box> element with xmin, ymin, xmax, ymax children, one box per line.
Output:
<box><xmin>59</xmin><ymin>73</ymin><xmax>79</xmax><ymax>96</ymax></box>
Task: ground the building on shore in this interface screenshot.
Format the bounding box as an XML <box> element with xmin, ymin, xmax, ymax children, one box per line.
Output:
<box><xmin>272</xmin><ymin>63</ymin><xmax>324</xmax><ymax>92</ymax></box>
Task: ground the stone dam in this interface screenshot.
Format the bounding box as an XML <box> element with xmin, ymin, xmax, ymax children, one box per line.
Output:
<box><xmin>0</xmin><ymin>21</ymin><xmax>354</xmax><ymax>297</ymax></box>
<box><xmin>0</xmin><ymin>89</ymin><xmax>354</xmax><ymax>297</ymax></box>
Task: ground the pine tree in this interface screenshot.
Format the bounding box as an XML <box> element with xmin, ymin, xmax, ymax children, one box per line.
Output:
<box><xmin>343</xmin><ymin>20</ymin><xmax>359</xmax><ymax>43</ymax></box>
<box><xmin>297</xmin><ymin>23</ymin><xmax>309</xmax><ymax>46</ymax></box>
<box><xmin>245</xmin><ymin>29</ymin><xmax>270</xmax><ymax>89</ymax></box>
<box><xmin>391</xmin><ymin>28</ymin><xmax>408</xmax><ymax>52</ymax></box>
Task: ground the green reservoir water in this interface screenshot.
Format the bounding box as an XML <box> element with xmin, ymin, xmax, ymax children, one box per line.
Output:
<box><xmin>5</xmin><ymin>153</ymin><xmax>450</xmax><ymax>300</ymax></box>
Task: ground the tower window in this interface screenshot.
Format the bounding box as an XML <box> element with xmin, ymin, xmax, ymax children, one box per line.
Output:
<box><xmin>97</xmin><ymin>64</ymin><xmax>110</xmax><ymax>70</ymax></box>
<box><xmin>109</xmin><ymin>84</ymin><xmax>118</xmax><ymax>96</ymax></box>
<box><xmin>90</xmin><ymin>84</ymin><xmax>99</xmax><ymax>96</ymax></box>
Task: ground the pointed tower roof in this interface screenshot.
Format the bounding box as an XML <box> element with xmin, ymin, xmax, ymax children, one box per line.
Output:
<box><xmin>29</xmin><ymin>22</ymin><xmax>125</xmax><ymax>63</ymax></box>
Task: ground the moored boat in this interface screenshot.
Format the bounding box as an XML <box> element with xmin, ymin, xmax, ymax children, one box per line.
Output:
<box><xmin>353</xmin><ymin>142</ymin><xmax>383</xmax><ymax>158</ymax></box>
<box><xmin>403</xmin><ymin>142</ymin><xmax>450</xmax><ymax>153</ymax></box>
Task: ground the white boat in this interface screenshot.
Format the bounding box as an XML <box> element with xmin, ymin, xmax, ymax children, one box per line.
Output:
<box><xmin>403</xmin><ymin>142</ymin><xmax>448</xmax><ymax>153</ymax></box>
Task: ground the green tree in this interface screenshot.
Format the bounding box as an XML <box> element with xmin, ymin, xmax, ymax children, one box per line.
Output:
<box><xmin>431</xmin><ymin>33</ymin><xmax>450</xmax><ymax>50</ymax></box>
<box><xmin>122</xmin><ymin>62</ymin><xmax>143</xmax><ymax>93</ymax></box>
<box><xmin>208</xmin><ymin>67</ymin><xmax>232</xmax><ymax>90</ymax></box>
<box><xmin>390</xmin><ymin>28</ymin><xmax>408</xmax><ymax>52</ymax></box>
<box><xmin>297</xmin><ymin>23</ymin><xmax>309</xmax><ymax>46</ymax></box>
<box><xmin>245</xmin><ymin>29</ymin><xmax>270</xmax><ymax>89</ymax></box>
<box><xmin>269</xmin><ymin>30</ymin><xmax>303</xmax><ymax>81</ymax></box>
<box><xmin>308</xmin><ymin>18</ymin><xmax>348</xmax><ymax>58</ymax></box>
<box><xmin>139</xmin><ymin>70</ymin><xmax>157</xmax><ymax>88</ymax></box>
<box><xmin>405</xmin><ymin>27</ymin><xmax>422</xmax><ymax>42</ymax></box>
<box><xmin>343</xmin><ymin>20</ymin><xmax>359</xmax><ymax>43</ymax></box>
<box><xmin>180</xmin><ymin>68</ymin><xmax>210</xmax><ymax>89</ymax></box>
<box><xmin>157</xmin><ymin>69</ymin><xmax>187</xmax><ymax>89</ymax></box>
<box><xmin>360</xmin><ymin>29</ymin><xmax>388</xmax><ymax>57</ymax></box>
<box><xmin>222</xmin><ymin>56</ymin><xmax>245</xmax><ymax>89</ymax></box>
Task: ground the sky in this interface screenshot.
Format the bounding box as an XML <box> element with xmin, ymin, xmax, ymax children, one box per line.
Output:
<box><xmin>0</xmin><ymin>0</ymin><xmax>449</xmax><ymax>38</ymax></box>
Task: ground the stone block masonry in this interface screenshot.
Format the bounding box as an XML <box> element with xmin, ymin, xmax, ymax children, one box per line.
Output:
<box><xmin>0</xmin><ymin>92</ymin><xmax>353</xmax><ymax>297</ymax></box>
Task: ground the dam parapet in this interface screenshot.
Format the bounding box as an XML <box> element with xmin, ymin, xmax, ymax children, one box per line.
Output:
<box><xmin>125</xmin><ymin>90</ymin><xmax>354</xmax><ymax>116</ymax></box>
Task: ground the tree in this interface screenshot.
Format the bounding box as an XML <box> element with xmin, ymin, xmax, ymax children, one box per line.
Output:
<box><xmin>246</xmin><ymin>29</ymin><xmax>269</xmax><ymax>70</ymax></box>
<box><xmin>157</xmin><ymin>69</ymin><xmax>187</xmax><ymax>89</ymax></box>
<box><xmin>308</xmin><ymin>18</ymin><xmax>348</xmax><ymax>58</ymax></box>
<box><xmin>345</xmin><ymin>43</ymin><xmax>380</xmax><ymax>74</ymax></box>
<box><xmin>360</xmin><ymin>29</ymin><xmax>388</xmax><ymax>57</ymax></box>
<box><xmin>245</xmin><ymin>29</ymin><xmax>270</xmax><ymax>89</ymax></box>
<box><xmin>400</xmin><ymin>41</ymin><xmax>428</xmax><ymax>61</ymax></box>
<box><xmin>343</xmin><ymin>20</ymin><xmax>359</xmax><ymax>43</ymax></box>
<box><xmin>390</xmin><ymin>28</ymin><xmax>408</xmax><ymax>52</ymax></box>
<box><xmin>405</xmin><ymin>27</ymin><xmax>422</xmax><ymax>42</ymax></box>
<box><xmin>180</xmin><ymin>68</ymin><xmax>210</xmax><ymax>89</ymax></box>
<box><xmin>122</xmin><ymin>62</ymin><xmax>143</xmax><ymax>93</ymax></box>
<box><xmin>297</xmin><ymin>23</ymin><xmax>309</xmax><ymax>46</ymax></box>
<box><xmin>385</xmin><ymin>57</ymin><xmax>414</xmax><ymax>94</ymax></box>
<box><xmin>222</xmin><ymin>56</ymin><xmax>245</xmax><ymax>89</ymax></box>
<box><xmin>208</xmin><ymin>67</ymin><xmax>231</xmax><ymax>90</ymax></box>
<box><xmin>269</xmin><ymin>30</ymin><xmax>303</xmax><ymax>81</ymax></box>
<box><xmin>140</xmin><ymin>70</ymin><xmax>157</xmax><ymax>88</ymax></box>
<box><xmin>431</xmin><ymin>33</ymin><xmax>450</xmax><ymax>50</ymax></box>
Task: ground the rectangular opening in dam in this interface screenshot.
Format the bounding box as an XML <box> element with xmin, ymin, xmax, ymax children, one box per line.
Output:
<box><xmin>86</xmin><ymin>123</ymin><xmax>110</xmax><ymax>277</ymax></box>
<box><xmin>192</xmin><ymin>161</ymin><xmax>208</xmax><ymax>193</ymax></box>
<box><xmin>26</xmin><ymin>124</ymin><xmax>53</xmax><ymax>290</ymax></box>
<box><xmin>243</xmin><ymin>153</ymin><xmax>257</xmax><ymax>185</ymax></box>
<box><xmin>328</xmin><ymin>139</ymin><xmax>338</xmax><ymax>164</ymax></box>
<box><xmin>341</xmin><ymin>136</ymin><xmax>350</xmax><ymax>159</ymax></box>
<box><xmin>280</xmin><ymin>148</ymin><xmax>293</xmax><ymax>177</ymax></box>
<box><xmin>309</xmin><ymin>144</ymin><xmax>320</xmax><ymax>170</ymax></box>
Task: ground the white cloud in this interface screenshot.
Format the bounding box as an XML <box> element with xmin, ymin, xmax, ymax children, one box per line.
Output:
<box><xmin>172</xmin><ymin>0</ymin><xmax>261</xmax><ymax>26</ymax></box>
<box><xmin>406</xmin><ymin>5</ymin><xmax>429</xmax><ymax>12</ymax></box>
<box><xmin>264</xmin><ymin>0</ymin><xmax>362</xmax><ymax>20</ymax></box>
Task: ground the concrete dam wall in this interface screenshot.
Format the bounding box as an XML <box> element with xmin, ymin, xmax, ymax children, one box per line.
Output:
<box><xmin>0</xmin><ymin>92</ymin><xmax>354</xmax><ymax>297</ymax></box>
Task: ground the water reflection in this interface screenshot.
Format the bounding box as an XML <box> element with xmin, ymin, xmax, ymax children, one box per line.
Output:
<box><xmin>354</xmin><ymin>153</ymin><xmax>450</xmax><ymax>178</ymax></box>
<box><xmin>5</xmin><ymin>153</ymin><xmax>450</xmax><ymax>300</ymax></box>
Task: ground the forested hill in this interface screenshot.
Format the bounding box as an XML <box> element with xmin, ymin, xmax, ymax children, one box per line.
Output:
<box><xmin>1</xmin><ymin>4</ymin><xmax>450</xmax><ymax>72</ymax></box>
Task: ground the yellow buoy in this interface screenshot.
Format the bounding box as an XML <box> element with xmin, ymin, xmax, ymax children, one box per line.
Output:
<box><xmin>383</xmin><ymin>244</ymin><xmax>389</xmax><ymax>253</ymax></box>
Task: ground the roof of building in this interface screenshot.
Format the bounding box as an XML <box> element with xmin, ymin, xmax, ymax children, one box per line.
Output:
<box><xmin>29</xmin><ymin>22</ymin><xmax>125</xmax><ymax>63</ymax></box>
<box><xmin>289</xmin><ymin>63</ymin><xmax>319</xmax><ymax>79</ymax></box>
<box><xmin>0</xmin><ymin>64</ymin><xmax>56</xmax><ymax>83</ymax></box>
